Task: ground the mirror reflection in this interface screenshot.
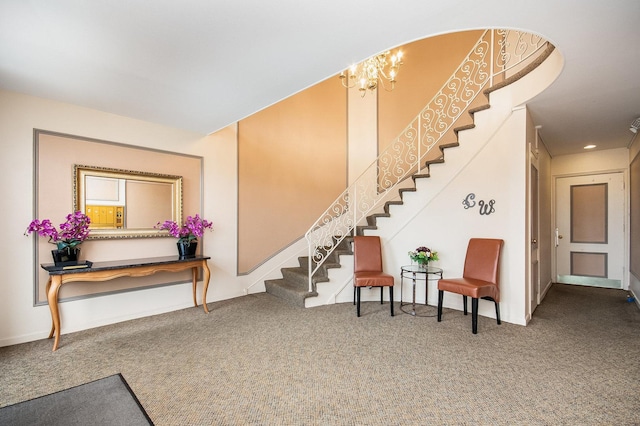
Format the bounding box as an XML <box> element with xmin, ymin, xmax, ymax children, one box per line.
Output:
<box><xmin>74</xmin><ymin>165</ymin><xmax>183</xmax><ymax>239</ymax></box>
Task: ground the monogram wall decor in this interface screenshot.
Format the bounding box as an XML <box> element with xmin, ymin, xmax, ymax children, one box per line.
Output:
<box><xmin>462</xmin><ymin>193</ymin><xmax>496</xmax><ymax>215</ymax></box>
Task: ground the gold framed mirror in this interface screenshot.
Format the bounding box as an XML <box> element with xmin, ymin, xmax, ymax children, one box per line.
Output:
<box><xmin>73</xmin><ymin>164</ymin><xmax>183</xmax><ymax>239</ymax></box>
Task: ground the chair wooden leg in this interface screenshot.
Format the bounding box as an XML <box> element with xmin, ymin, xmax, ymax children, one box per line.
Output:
<box><xmin>463</xmin><ymin>295</ymin><xmax>468</xmax><ymax>315</ymax></box>
<box><xmin>353</xmin><ymin>286</ymin><xmax>356</xmax><ymax>305</ymax></box>
<box><xmin>495</xmin><ymin>301</ymin><xmax>501</xmax><ymax>325</ymax></box>
<box><xmin>472</xmin><ymin>297</ymin><xmax>478</xmax><ymax>334</ymax></box>
<box><xmin>380</xmin><ymin>287</ymin><xmax>383</xmax><ymax>304</ymax></box>
<box><xmin>389</xmin><ymin>286</ymin><xmax>394</xmax><ymax>316</ymax></box>
<box><xmin>437</xmin><ymin>290</ymin><xmax>444</xmax><ymax>322</ymax></box>
<box><xmin>356</xmin><ymin>287</ymin><xmax>361</xmax><ymax>317</ymax></box>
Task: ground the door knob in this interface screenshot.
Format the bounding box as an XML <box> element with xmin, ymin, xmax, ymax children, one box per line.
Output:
<box><xmin>531</xmin><ymin>239</ymin><xmax>537</xmax><ymax>244</ymax></box>
<box><xmin>558</xmin><ymin>235</ymin><xmax>563</xmax><ymax>239</ymax></box>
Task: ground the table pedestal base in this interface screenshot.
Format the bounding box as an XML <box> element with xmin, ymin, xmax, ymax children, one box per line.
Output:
<box><xmin>399</xmin><ymin>265</ymin><xmax>443</xmax><ymax>317</ymax></box>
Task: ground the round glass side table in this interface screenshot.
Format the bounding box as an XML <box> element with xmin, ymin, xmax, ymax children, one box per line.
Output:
<box><xmin>400</xmin><ymin>265</ymin><xmax>443</xmax><ymax>316</ymax></box>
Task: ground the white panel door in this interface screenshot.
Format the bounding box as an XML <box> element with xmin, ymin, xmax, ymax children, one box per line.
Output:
<box><xmin>556</xmin><ymin>173</ymin><xmax>624</xmax><ymax>288</ymax></box>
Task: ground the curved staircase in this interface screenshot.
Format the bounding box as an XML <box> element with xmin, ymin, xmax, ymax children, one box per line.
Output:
<box><xmin>264</xmin><ymin>30</ymin><xmax>554</xmax><ymax>308</ymax></box>
<box><xmin>265</xmin><ymin>98</ymin><xmax>493</xmax><ymax>307</ymax></box>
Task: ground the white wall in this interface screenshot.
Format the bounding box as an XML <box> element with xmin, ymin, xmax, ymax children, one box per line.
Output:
<box><xmin>551</xmin><ymin>148</ymin><xmax>629</xmax><ymax>176</ymax></box>
<box><xmin>379</xmin><ymin>107</ymin><xmax>529</xmax><ymax>325</ymax></box>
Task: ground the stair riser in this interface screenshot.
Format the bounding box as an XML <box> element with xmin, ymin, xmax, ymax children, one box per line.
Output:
<box><xmin>265</xmin><ymin>281</ymin><xmax>313</xmax><ymax>308</ymax></box>
<box><xmin>297</xmin><ymin>257</ymin><xmax>342</xmax><ymax>273</ymax></box>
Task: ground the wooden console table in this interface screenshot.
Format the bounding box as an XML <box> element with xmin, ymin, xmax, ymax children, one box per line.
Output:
<box><xmin>41</xmin><ymin>255</ymin><xmax>211</xmax><ymax>351</ymax></box>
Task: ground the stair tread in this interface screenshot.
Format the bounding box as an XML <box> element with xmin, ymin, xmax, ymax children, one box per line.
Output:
<box><xmin>454</xmin><ymin>123</ymin><xmax>475</xmax><ymax>134</ymax></box>
<box><xmin>264</xmin><ymin>278</ymin><xmax>318</xmax><ymax>308</ymax></box>
<box><xmin>282</xmin><ymin>267</ymin><xmax>329</xmax><ymax>284</ymax></box>
<box><xmin>265</xmin><ymin>278</ymin><xmax>312</xmax><ymax>293</ymax></box>
<box><xmin>357</xmin><ymin>225</ymin><xmax>377</xmax><ymax>230</ymax></box>
<box><xmin>469</xmin><ymin>104</ymin><xmax>490</xmax><ymax>114</ymax></box>
<box><xmin>412</xmin><ymin>173</ymin><xmax>430</xmax><ymax>180</ymax></box>
<box><xmin>301</xmin><ymin>258</ymin><xmax>345</xmax><ymax>267</ymax></box>
<box><xmin>399</xmin><ymin>188</ymin><xmax>417</xmax><ymax>194</ymax></box>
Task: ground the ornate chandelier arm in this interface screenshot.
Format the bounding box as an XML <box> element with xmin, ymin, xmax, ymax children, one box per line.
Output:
<box><xmin>340</xmin><ymin>49</ymin><xmax>403</xmax><ymax>95</ymax></box>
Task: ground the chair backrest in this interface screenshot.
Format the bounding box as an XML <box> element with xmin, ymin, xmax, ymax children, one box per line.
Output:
<box><xmin>462</xmin><ymin>238</ymin><xmax>504</xmax><ymax>285</ymax></box>
<box><xmin>353</xmin><ymin>236</ymin><xmax>384</xmax><ymax>273</ymax></box>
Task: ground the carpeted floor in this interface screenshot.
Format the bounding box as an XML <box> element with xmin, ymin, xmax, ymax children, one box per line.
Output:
<box><xmin>1</xmin><ymin>283</ymin><xmax>639</xmax><ymax>425</ymax></box>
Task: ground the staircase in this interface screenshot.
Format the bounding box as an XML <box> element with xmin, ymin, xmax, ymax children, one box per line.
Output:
<box><xmin>264</xmin><ymin>236</ymin><xmax>353</xmax><ymax>307</ymax></box>
<box><xmin>265</xmin><ymin>102</ymin><xmax>491</xmax><ymax>307</ymax></box>
<box><xmin>264</xmin><ymin>30</ymin><xmax>553</xmax><ymax>308</ymax></box>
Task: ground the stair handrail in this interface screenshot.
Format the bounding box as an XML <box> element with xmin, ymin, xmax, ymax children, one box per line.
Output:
<box><xmin>304</xmin><ymin>29</ymin><xmax>549</xmax><ymax>292</ymax></box>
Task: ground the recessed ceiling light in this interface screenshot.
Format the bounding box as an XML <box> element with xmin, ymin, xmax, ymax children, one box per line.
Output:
<box><xmin>584</xmin><ymin>145</ymin><xmax>596</xmax><ymax>149</ymax></box>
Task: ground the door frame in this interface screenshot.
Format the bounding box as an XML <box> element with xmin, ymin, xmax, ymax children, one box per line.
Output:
<box><xmin>529</xmin><ymin>161</ymin><xmax>539</xmax><ymax>317</ymax></box>
<box><xmin>527</xmin><ymin>141</ymin><xmax>540</xmax><ymax>322</ymax></box>
<box><xmin>551</xmin><ymin>169</ymin><xmax>629</xmax><ymax>290</ymax></box>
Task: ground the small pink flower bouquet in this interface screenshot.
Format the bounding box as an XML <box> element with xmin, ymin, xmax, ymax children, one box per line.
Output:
<box><xmin>408</xmin><ymin>246</ymin><xmax>439</xmax><ymax>266</ymax></box>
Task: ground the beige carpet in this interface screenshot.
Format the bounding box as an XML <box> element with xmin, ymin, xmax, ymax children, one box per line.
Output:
<box><xmin>1</xmin><ymin>283</ymin><xmax>639</xmax><ymax>425</ymax></box>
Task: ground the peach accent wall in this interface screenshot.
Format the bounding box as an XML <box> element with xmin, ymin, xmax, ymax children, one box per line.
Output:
<box><xmin>347</xmin><ymin>86</ymin><xmax>378</xmax><ymax>184</ymax></box>
<box><xmin>235</xmin><ymin>31</ymin><xmax>482</xmax><ymax>273</ymax></box>
<box><xmin>237</xmin><ymin>78</ymin><xmax>347</xmax><ymax>273</ymax></box>
<box><xmin>378</xmin><ymin>31</ymin><xmax>483</xmax><ymax>153</ymax></box>
<box><xmin>35</xmin><ymin>131</ymin><xmax>202</xmax><ymax>303</ymax></box>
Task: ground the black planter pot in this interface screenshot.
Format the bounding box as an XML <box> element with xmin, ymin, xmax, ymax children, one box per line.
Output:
<box><xmin>177</xmin><ymin>241</ymin><xmax>197</xmax><ymax>257</ymax></box>
<box><xmin>51</xmin><ymin>247</ymin><xmax>81</xmax><ymax>266</ymax></box>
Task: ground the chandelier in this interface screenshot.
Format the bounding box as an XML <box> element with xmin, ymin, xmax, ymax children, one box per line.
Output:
<box><xmin>339</xmin><ymin>50</ymin><xmax>404</xmax><ymax>96</ymax></box>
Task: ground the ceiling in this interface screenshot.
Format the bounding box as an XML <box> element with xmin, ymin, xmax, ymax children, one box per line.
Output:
<box><xmin>1</xmin><ymin>1</ymin><xmax>639</xmax><ymax>157</ymax></box>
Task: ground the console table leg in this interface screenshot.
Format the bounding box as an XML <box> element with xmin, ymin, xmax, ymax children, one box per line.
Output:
<box><xmin>45</xmin><ymin>278</ymin><xmax>55</xmax><ymax>339</ymax></box>
<box><xmin>47</xmin><ymin>276</ymin><xmax>63</xmax><ymax>351</ymax></box>
<box><xmin>192</xmin><ymin>267</ymin><xmax>198</xmax><ymax>308</ymax></box>
<box><xmin>201</xmin><ymin>262</ymin><xmax>211</xmax><ymax>314</ymax></box>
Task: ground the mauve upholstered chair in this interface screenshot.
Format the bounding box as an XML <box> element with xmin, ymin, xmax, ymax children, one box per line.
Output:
<box><xmin>437</xmin><ymin>238</ymin><xmax>504</xmax><ymax>333</ymax></box>
<box><xmin>353</xmin><ymin>236</ymin><xmax>395</xmax><ymax>317</ymax></box>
